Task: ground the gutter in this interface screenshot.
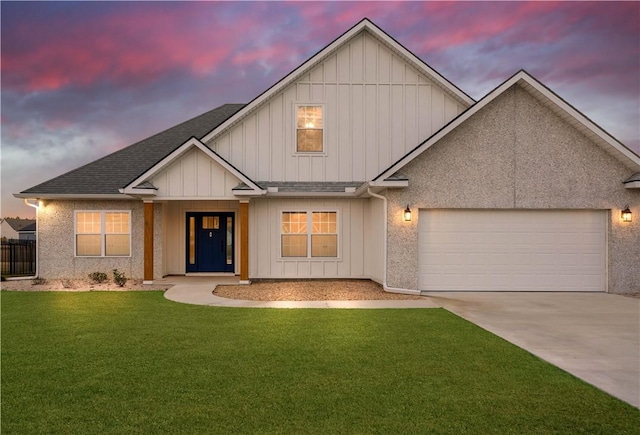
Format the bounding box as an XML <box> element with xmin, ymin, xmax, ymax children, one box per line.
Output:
<box><xmin>5</xmin><ymin>199</ymin><xmax>39</xmax><ymax>280</ymax></box>
<box><xmin>366</xmin><ymin>188</ymin><xmax>421</xmax><ymax>295</ymax></box>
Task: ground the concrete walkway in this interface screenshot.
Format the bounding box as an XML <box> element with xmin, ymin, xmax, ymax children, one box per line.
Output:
<box><xmin>162</xmin><ymin>276</ymin><xmax>439</xmax><ymax>309</ymax></box>
<box><xmin>422</xmin><ymin>292</ymin><xmax>640</xmax><ymax>408</ymax></box>
<box><xmin>162</xmin><ymin>278</ymin><xmax>638</xmax><ymax>408</ymax></box>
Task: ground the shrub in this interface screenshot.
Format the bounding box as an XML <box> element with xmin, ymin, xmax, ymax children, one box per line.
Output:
<box><xmin>32</xmin><ymin>277</ymin><xmax>47</xmax><ymax>285</ymax></box>
<box><xmin>112</xmin><ymin>269</ymin><xmax>127</xmax><ymax>287</ymax></box>
<box><xmin>88</xmin><ymin>272</ymin><xmax>108</xmax><ymax>284</ymax></box>
<box><xmin>61</xmin><ymin>279</ymin><xmax>75</xmax><ymax>289</ymax></box>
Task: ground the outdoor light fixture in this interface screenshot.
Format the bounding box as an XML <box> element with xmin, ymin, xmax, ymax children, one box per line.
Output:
<box><xmin>621</xmin><ymin>205</ymin><xmax>632</xmax><ymax>222</ymax></box>
<box><xmin>404</xmin><ymin>205</ymin><xmax>412</xmax><ymax>222</ymax></box>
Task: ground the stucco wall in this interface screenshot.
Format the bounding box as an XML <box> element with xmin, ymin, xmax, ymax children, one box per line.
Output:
<box><xmin>385</xmin><ymin>85</ymin><xmax>640</xmax><ymax>294</ymax></box>
<box><xmin>37</xmin><ymin>200</ymin><xmax>145</xmax><ymax>280</ymax></box>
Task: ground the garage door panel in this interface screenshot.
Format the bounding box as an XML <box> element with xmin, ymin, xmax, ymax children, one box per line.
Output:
<box><xmin>418</xmin><ymin>210</ymin><xmax>606</xmax><ymax>292</ymax></box>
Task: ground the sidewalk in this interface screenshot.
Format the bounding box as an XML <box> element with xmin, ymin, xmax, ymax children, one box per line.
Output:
<box><xmin>161</xmin><ymin>276</ymin><xmax>439</xmax><ymax>308</ymax></box>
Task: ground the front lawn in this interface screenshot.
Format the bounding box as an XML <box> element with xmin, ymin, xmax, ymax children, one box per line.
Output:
<box><xmin>2</xmin><ymin>291</ymin><xmax>638</xmax><ymax>434</ymax></box>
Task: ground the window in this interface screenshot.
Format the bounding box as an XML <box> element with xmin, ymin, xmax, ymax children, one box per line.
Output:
<box><xmin>296</xmin><ymin>106</ymin><xmax>323</xmax><ymax>152</ymax></box>
<box><xmin>281</xmin><ymin>211</ymin><xmax>337</xmax><ymax>258</ymax></box>
<box><xmin>76</xmin><ymin>211</ymin><xmax>131</xmax><ymax>257</ymax></box>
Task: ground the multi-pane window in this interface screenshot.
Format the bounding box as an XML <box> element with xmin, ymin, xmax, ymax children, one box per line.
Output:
<box><xmin>311</xmin><ymin>212</ymin><xmax>337</xmax><ymax>257</ymax></box>
<box><xmin>281</xmin><ymin>211</ymin><xmax>337</xmax><ymax>258</ymax></box>
<box><xmin>296</xmin><ymin>106</ymin><xmax>323</xmax><ymax>152</ymax></box>
<box><xmin>281</xmin><ymin>212</ymin><xmax>308</xmax><ymax>257</ymax></box>
<box><xmin>76</xmin><ymin>211</ymin><xmax>131</xmax><ymax>257</ymax></box>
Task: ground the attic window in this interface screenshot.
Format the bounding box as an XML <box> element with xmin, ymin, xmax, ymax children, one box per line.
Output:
<box><xmin>296</xmin><ymin>106</ymin><xmax>323</xmax><ymax>152</ymax></box>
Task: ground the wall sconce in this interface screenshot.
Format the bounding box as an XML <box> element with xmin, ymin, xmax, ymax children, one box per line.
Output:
<box><xmin>403</xmin><ymin>205</ymin><xmax>412</xmax><ymax>222</ymax></box>
<box><xmin>621</xmin><ymin>205</ymin><xmax>632</xmax><ymax>222</ymax></box>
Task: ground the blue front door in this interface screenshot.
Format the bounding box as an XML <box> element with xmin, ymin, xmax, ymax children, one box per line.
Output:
<box><xmin>186</xmin><ymin>212</ymin><xmax>234</xmax><ymax>273</ymax></box>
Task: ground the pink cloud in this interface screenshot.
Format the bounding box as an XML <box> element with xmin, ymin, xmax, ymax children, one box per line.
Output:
<box><xmin>0</xmin><ymin>3</ymin><xmax>248</xmax><ymax>92</ymax></box>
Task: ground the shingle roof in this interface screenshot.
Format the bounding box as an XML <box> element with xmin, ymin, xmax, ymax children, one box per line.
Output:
<box><xmin>3</xmin><ymin>218</ymin><xmax>36</xmax><ymax>231</ymax></box>
<box><xmin>20</xmin><ymin>104</ymin><xmax>245</xmax><ymax>196</ymax></box>
<box><xmin>624</xmin><ymin>172</ymin><xmax>640</xmax><ymax>183</ymax></box>
<box><xmin>256</xmin><ymin>181</ymin><xmax>364</xmax><ymax>193</ymax></box>
<box><xmin>21</xmin><ymin>222</ymin><xmax>36</xmax><ymax>232</ymax></box>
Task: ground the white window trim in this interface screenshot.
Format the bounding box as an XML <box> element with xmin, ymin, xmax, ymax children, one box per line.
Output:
<box><xmin>279</xmin><ymin>208</ymin><xmax>340</xmax><ymax>260</ymax></box>
<box><xmin>293</xmin><ymin>103</ymin><xmax>326</xmax><ymax>156</ymax></box>
<box><xmin>74</xmin><ymin>210</ymin><xmax>132</xmax><ymax>258</ymax></box>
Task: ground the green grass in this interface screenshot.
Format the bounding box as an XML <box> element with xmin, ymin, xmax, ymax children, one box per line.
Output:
<box><xmin>2</xmin><ymin>292</ymin><xmax>638</xmax><ymax>434</ymax></box>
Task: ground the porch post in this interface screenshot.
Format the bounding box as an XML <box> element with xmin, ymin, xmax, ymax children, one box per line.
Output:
<box><xmin>143</xmin><ymin>201</ymin><xmax>154</xmax><ymax>284</ymax></box>
<box><xmin>240</xmin><ymin>200</ymin><xmax>250</xmax><ymax>284</ymax></box>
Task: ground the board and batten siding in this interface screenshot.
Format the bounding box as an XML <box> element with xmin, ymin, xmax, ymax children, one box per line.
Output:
<box><xmin>162</xmin><ymin>200</ymin><xmax>240</xmax><ymax>275</ymax></box>
<box><xmin>150</xmin><ymin>148</ymin><xmax>241</xmax><ymax>199</ymax></box>
<box><xmin>208</xmin><ymin>32</ymin><xmax>465</xmax><ymax>182</ymax></box>
<box><xmin>363</xmin><ymin>196</ymin><xmax>385</xmax><ymax>284</ymax></box>
<box><xmin>250</xmin><ymin>198</ymin><xmax>368</xmax><ymax>279</ymax></box>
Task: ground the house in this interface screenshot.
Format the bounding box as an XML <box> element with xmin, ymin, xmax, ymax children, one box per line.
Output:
<box><xmin>15</xmin><ymin>19</ymin><xmax>640</xmax><ymax>294</ymax></box>
<box><xmin>1</xmin><ymin>218</ymin><xmax>36</xmax><ymax>241</ymax></box>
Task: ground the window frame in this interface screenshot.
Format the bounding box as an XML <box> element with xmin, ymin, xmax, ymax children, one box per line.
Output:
<box><xmin>279</xmin><ymin>209</ymin><xmax>339</xmax><ymax>259</ymax></box>
<box><xmin>294</xmin><ymin>104</ymin><xmax>325</xmax><ymax>155</ymax></box>
<box><xmin>74</xmin><ymin>210</ymin><xmax>132</xmax><ymax>258</ymax></box>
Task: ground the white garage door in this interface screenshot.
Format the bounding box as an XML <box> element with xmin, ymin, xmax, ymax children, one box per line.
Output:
<box><xmin>418</xmin><ymin>210</ymin><xmax>606</xmax><ymax>292</ymax></box>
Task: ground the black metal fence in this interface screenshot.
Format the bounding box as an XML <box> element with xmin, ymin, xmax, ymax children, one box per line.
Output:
<box><xmin>1</xmin><ymin>240</ymin><xmax>36</xmax><ymax>276</ymax></box>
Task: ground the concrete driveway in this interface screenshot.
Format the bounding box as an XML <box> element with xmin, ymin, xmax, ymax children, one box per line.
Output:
<box><xmin>421</xmin><ymin>292</ymin><xmax>640</xmax><ymax>408</ymax></box>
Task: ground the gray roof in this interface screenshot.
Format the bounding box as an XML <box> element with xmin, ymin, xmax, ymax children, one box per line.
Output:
<box><xmin>20</xmin><ymin>104</ymin><xmax>245</xmax><ymax>196</ymax></box>
<box><xmin>257</xmin><ymin>181</ymin><xmax>364</xmax><ymax>192</ymax></box>
<box><xmin>624</xmin><ymin>172</ymin><xmax>640</xmax><ymax>183</ymax></box>
<box><xmin>2</xmin><ymin>218</ymin><xmax>36</xmax><ymax>231</ymax></box>
<box><xmin>21</xmin><ymin>222</ymin><xmax>36</xmax><ymax>232</ymax></box>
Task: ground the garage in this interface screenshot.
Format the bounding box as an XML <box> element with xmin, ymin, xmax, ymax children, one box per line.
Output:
<box><xmin>418</xmin><ymin>209</ymin><xmax>607</xmax><ymax>292</ymax></box>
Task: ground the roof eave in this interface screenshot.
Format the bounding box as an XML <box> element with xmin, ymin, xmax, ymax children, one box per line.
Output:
<box><xmin>13</xmin><ymin>193</ymin><xmax>129</xmax><ymax>200</ymax></box>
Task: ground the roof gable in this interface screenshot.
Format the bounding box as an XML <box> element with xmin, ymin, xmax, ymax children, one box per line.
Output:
<box><xmin>375</xmin><ymin>70</ymin><xmax>640</xmax><ymax>181</ymax></box>
<box><xmin>201</xmin><ymin>18</ymin><xmax>474</xmax><ymax>145</ymax></box>
<box><xmin>120</xmin><ymin>137</ymin><xmax>264</xmax><ymax>197</ymax></box>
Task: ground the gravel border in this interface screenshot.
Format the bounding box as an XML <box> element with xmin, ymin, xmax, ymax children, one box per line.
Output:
<box><xmin>214</xmin><ymin>280</ymin><xmax>425</xmax><ymax>301</ymax></box>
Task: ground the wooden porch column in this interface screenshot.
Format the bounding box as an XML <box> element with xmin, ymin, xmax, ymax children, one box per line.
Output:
<box><xmin>240</xmin><ymin>200</ymin><xmax>250</xmax><ymax>283</ymax></box>
<box><xmin>143</xmin><ymin>201</ymin><xmax>154</xmax><ymax>284</ymax></box>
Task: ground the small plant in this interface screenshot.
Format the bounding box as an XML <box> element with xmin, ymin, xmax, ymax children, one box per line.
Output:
<box><xmin>112</xmin><ymin>269</ymin><xmax>127</xmax><ymax>287</ymax></box>
<box><xmin>88</xmin><ymin>272</ymin><xmax>108</xmax><ymax>284</ymax></box>
<box><xmin>32</xmin><ymin>277</ymin><xmax>47</xmax><ymax>285</ymax></box>
<box><xmin>61</xmin><ymin>279</ymin><xmax>75</xmax><ymax>289</ymax></box>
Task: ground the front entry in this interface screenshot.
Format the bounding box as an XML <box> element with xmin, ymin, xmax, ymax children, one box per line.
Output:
<box><xmin>186</xmin><ymin>212</ymin><xmax>234</xmax><ymax>273</ymax></box>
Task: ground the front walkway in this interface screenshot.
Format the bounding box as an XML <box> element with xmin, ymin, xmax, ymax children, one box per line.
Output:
<box><xmin>161</xmin><ymin>276</ymin><xmax>438</xmax><ymax>308</ymax></box>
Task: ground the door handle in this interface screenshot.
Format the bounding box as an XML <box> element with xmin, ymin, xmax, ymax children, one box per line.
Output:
<box><xmin>209</xmin><ymin>232</ymin><xmax>212</xmax><ymax>238</ymax></box>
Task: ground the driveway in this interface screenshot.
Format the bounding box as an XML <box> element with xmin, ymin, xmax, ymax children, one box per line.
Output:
<box><xmin>421</xmin><ymin>292</ymin><xmax>640</xmax><ymax>408</ymax></box>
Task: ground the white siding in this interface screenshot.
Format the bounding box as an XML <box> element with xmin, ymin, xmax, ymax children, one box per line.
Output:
<box><xmin>208</xmin><ymin>32</ymin><xmax>466</xmax><ymax>182</ymax></box>
<box><xmin>150</xmin><ymin>148</ymin><xmax>241</xmax><ymax>199</ymax></box>
<box><xmin>250</xmin><ymin>198</ymin><xmax>367</xmax><ymax>279</ymax></box>
<box><xmin>363</xmin><ymin>196</ymin><xmax>385</xmax><ymax>284</ymax></box>
<box><xmin>162</xmin><ymin>200</ymin><xmax>240</xmax><ymax>275</ymax></box>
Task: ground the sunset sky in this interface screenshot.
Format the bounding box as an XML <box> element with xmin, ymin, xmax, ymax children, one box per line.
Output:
<box><xmin>2</xmin><ymin>1</ymin><xmax>639</xmax><ymax>218</ymax></box>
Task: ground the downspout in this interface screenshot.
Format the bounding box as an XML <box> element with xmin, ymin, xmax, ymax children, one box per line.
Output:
<box><xmin>367</xmin><ymin>188</ymin><xmax>421</xmax><ymax>295</ymax></box>
<box><xmin>5</xmin><ymin>199</ymin><xmax>39</xmax><ymax>280</ymax></box>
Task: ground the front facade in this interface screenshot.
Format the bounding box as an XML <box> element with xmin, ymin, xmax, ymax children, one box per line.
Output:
<box><xmin>16</xmin><ymin>19</ymin><xmax>640</xmax><ymax>294</ymax></box>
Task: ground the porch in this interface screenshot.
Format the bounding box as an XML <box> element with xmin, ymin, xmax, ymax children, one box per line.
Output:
<box><xmin>144</xmin><ymin>200</ymin><xmax>249</xmax><ymax>283</ymax></box>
